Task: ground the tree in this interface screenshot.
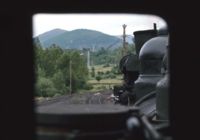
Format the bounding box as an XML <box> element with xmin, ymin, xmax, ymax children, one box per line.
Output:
<box><xmin>51</xmin><ymin>70</ymin><xmax>68</xmax><ymax>95</ymax></box>
<box><xmin>96</xmin><ymin>75</ymin><xmax>102</xmax><ymax>82</ymax></box>
<box><xmin>34</xmin><ymin>44</ymin><xmax>89</xmax><ymax>96</ymax></box>
<box><xmin>91</xmin><ymin>67</ymin><xmax>95</xmax><ymax>77</ymax></box>
<box><xmin>35</xmin><ymin>77</ymin><xmax>57</xmax><ymax>97</ymax></box>
<box><xmin>41</xmin><ymin>45</ymin><xmax>63</xmax><ymax>77</ymax></box>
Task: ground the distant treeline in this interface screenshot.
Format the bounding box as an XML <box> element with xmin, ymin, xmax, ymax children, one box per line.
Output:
<box><xmin>91</xmin><ymin>44</ymin><xmax>136</xmax><ymax>66</ymax></box>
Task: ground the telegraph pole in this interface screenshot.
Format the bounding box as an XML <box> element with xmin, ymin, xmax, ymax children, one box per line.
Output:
<box><xmin>87</xmin><ymin>49</ymin><xmax>90</xmax><ymax>69</ymax></box>
<box><xmin>122</xmin><ymin>24</ymin><xmax>127</xmax><ymax>57</ymax></box>
<box><xmin>69</xmin><ymin>57</ymin><xmax>72</xmax><ymax>95</ymax></box>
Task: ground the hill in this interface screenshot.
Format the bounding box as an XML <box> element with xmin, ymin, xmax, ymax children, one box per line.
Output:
<box><xmin>37</xmin><ymin>28</ymin><xmax>67</xmax><ymax>43</ymax></box>
<box><xmin>36</xmin><ymin>29</ymin><xmax>130</xmax><ymax>50</ymax></box>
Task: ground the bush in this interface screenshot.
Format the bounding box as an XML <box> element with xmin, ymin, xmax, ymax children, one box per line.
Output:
<box><xmin>45</xmin><ymin>87</ymin><xmax>58</xmax><ymax>97</ymax></box>
<box><xmin>111</xmin><ymin>66</ymin><xmax>120</xmax><ymax>74</ymax></box>
<box><xmin>103</xmin><ymin>63</ymin><xmax>110</xmax><ymax>67</ymax></box>
<box><xmin>35</xmin><ymin>77</ymin><xmax>57</xmax><ymax>97</ymax></box>
<box><xmin>97</xmin><ymin>71</ymin><xmax>104</xmax><ymax>75</ymax></box>
<box><xmin>105</xmin><ymin>70</ymin><xmax>110</xmax><ymax>75</ymax></box>
<box><xmin>97</xmin><ymin>85</ymin><xmax>106</xmax><ymax>90</ymax></box>
<box><xmin>96</xmin><ymin>75</ymin><xmax>102</xmax><ymax>82</ymax></box>
<box><xmin>51</xmin><ymin>71</ymin><xmax>67</xmax><ymax>95</ymax></box>
<box><xmin>91</xmin><ymin>67</ymin><xmax>95</xmax><ymax>77</ymax></box>
<box><xmin>108</xmin><ymin>73</ymin><xmax>116</xmax><ymax>79</ymax></box>
<box><xmin>83</xmin><ymin>84</ymin><xmax>93</xmax><ymax>90</ymax></box>
<box><xmin>53</xmin><ymin>93</ymin><xmax>62</xmax><ymax>97</ymax></box>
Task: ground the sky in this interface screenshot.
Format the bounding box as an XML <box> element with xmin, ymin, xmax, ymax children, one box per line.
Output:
<box><xmin>32</xmin><ymin>13</ymin><xmax>167</xmax><ymax>37</ymax></box>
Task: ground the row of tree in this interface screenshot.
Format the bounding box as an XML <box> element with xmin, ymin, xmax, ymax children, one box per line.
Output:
<box><xmin>34</xmin><ymin>38</ymin><xmax>90</xmax><ymax>97</ymax></box>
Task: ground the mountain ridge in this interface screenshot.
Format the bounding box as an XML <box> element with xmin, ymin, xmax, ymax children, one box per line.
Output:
<box><xmin>36</xmin><ymin>28</ymin><xmax>134</xmax><ymax>50</ymax></box>
<box><xmin>37</xmin><ymin>28</ymin><xmax>67</xmax><ymax>42</ymax></box>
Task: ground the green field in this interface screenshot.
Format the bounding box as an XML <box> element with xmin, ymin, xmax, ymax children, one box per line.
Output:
<box><xmin>92</xmin><ymin>65</ymin><xmax>113</xmax><ymax>73</ymax></box>
<box><xmin>87</xmin><ymin>64</ymin><xmax>123</xmax><ymax>92</ymax></box>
